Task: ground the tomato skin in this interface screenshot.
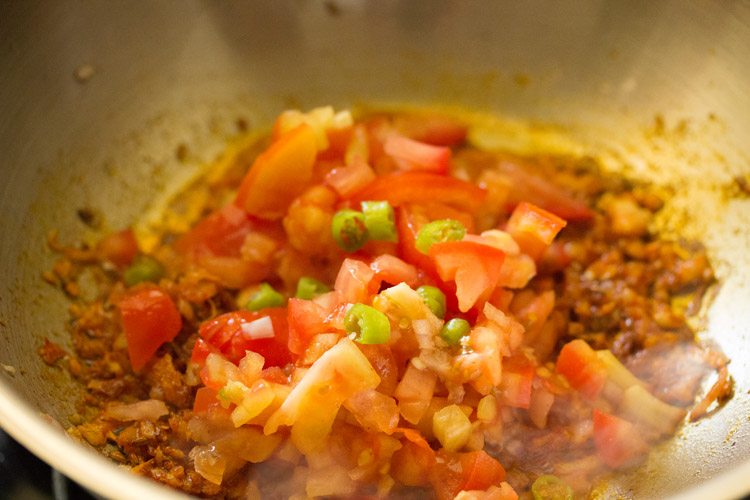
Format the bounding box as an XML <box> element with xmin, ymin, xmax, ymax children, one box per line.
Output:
<box><xmin>555</xmin><ymin>339</ymin><xmax>607</xmax><ymax>400</ymax></box>
<box><xmin>97</xmin><ymin>229</ymin><xmax>138</xmax><ymax>268</ymax></box>
<box><xmin>429</xmin><ymin>240</ymin><xmax>506</xmax><ymax>313</ymax></box>
<box><xmin>198</xmin><ymin>309</ymin><xmax>291</xmax><ymax>368</ymax></box>
<box><xmin>593</xmin><ymin>409</ymin><xmax>648</xmax><ymax>468</ymax></box>
<box><xmin>352</xmin><ymin>171</ymin><xmax>487</xmax><ymax>214</ymax></box>
<box><xmin>506</xmin><ymin>202</ymin><xmax>567</xmax><ymax>261</ymax></box>
<box><xmin>118</xmin><ymin>286</ymin><xmax>182</xmax><ymax>371</ymax></box>
<box><xmin>235</xmin><ymin>124</ymin><xmax>318</xmax><ymax>219</ymax></box>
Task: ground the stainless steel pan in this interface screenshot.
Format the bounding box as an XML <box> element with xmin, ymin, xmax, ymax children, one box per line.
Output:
<box><xmin>1</xmin><ymin>1</ymin><xmax>749</xmax><ymax>498</ymax></box>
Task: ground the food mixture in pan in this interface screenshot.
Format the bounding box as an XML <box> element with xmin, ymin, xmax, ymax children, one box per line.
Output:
<box><xmin>41</xmin><ymin>107</ymin><xmax>732</xmax><ymax>499</ymax></box>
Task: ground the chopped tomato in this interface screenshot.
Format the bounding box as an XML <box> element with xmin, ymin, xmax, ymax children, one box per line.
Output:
<box><xmin>317</xmin><ymin>125</ymin><xmax>354</xmax><ymax>161</ymax></box>
<box><xmin>506</xmin><ymin>202</ymin><xmax>567</xmax><ymax>261</ymax></box>
<box><xmin>420</xmin><ymin>203</ymin><xmax>476</xmax><ymax>233</ymax></box>
<box><xmin>487</xmin><ymin>287</ymin><xmax>514</xmax><ymax>313</ymax></box>
<box><xmin>429</xmin><ymin>241</ymin><xmax>506</xmax><ymax>312</ymax></box>
<box><xmin>593</xmin><ymin>409</ymin><xmax>649</xmax><ymax>468</ymax></box>
<box><xmin>358</xmin><ymin>344</ymin><xmax>399</xmax><ymax>395</ymax></box>
<box><xmin>334</xmin><ymin>258</ymin><xmax>375</xmax><ymax>304</ymax></box>
<box><xmin>396</xmin><ymin>204</ymin><xmax>476</xmax><ymax>282</ymax></box>
<box><xmin>370</xmin><ymin>254</ymin><xmax>418</xmax><ymax>288</ymax></box>
<box><xmin>287</xmin><ymin>298</ymin><xmax>331</xmax><ymax>356</ymax></box>
<box><xmin>198</xmin><ymin>309</ymin><xmax>291</xmax><ymax>368</ymax></box>
<box><xmin>263</xmin><ymin>338</ymin><xmax>380</xmax><ymax>453</ymax></box>
<box><xmin>190</xmin><ymin>338</ymin><xmax>220</xmax><ymax>366</ymax></box>
<box><xmin>394</xmin><ymin>363</ymin><xmax>438</xmax><ymax>425</ymax></box>
<box><xmin>555</xmin><ymin>339</ymin><xmax>607</xmax><ymax>400</ymax></box>
<box><xmin>118</xmin><ymin>286</ymin><xmax>182</xmax><ymax>371</ymax></box>
<box><xmin>261</xmin><ymin>366</ymin><xmax>289</xmax><ymax>385</ymax></box>
<box><xmin>300</xmin><ymin>333</ymin><xmax>341</xmax><ymax>366</ymax></box>
<box><xmin>393</xmin><ymin>113</ymin><xmax>467</xmax><ymax>146</ymax></box>
<box><xmin>391</xmin><ymin>440</ymin><xmax>436</xmax><ymax>487</ymax></box>
<box><xmin>394</xmin><ymin>426</ymin><xmax>434</xmax><ymax>451</ymax></box>
<box><xmin>499</xmin><ymin>357</ymin><xmax>535</xmax><ymax>409</ymax></box>
<box><xmin>325</xmin><ymin>158</ymin><xmax>376</xmax><ymax>197</ymax></box>
<box><xmin>383</xmin><ymin>134</ymin><xmax>452</xmax><ymax>173</ymax></box>
<box><xmin>397</xmin><ymin>206</ymin><xmax>439</xmax><ymax>276</ymax></box>
<box><xmin>97</xmin><ymin>228</ymin><xmax>138</xmax><ymax>268</ymax></box>
<box><xmin>352</xmin><ymin>171</ymin><xmax>487</xmax><ymax>214</ymax></box>
<box><xmin>175</xmin><ymin>204</ymin><xmax>280</xmax><ymax>289</ymax></box>
<box><xmin>176</xmin><ymin>204</ymin><xmax>262</xmax><ymax>256</ymax></box>
<box><xmin>461</xmin><ymin>451</ymin><xmax>507</xmax><ymax>491</ymax></box>
<box><xmin>235</xmin><ymin>124</ymin><xmax>318</xmax><ymax>219</ymax></box>
<box><xmin>193</xmin><ymin>387</ymin><xmax>220</xmax><ymax>414</ymax></box>
<box><xmin>496</xmin><ymin>159</ymin><xmax>594</xmax><ymax>222</ymax></box>
<box><xmin>199</xmin><ymin>352</ymin><xmax>242</xmax><ymax>390</ymax></box>
<box><xmin>432</xmin><ymin>450</ymin><xmax>506</xmax><ymax>500</ymax></box>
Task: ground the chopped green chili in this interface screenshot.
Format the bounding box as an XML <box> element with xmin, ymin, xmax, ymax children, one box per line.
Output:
<box><xmin>123</xmin><ymin>255</ymin><xmax>164</xmax><ymax>286</ymax></box>
<box><xmin>331</xmin><ymin>209</ymin><xmax>369</xmax><ymax>252</ymax></box>
<box><xmin>416</xmin><ymin>285</ymin><xmax>447</xmax><ymax>319</ymax></box>
<box><xmin>361</xmin><ymin>200</ymin><xmax>398</xmax><ymax>242</ymax></box>
<box><xmin>245</xmin><ymin>282</ymin><xmax>285</xmax><ymax>311</ymax></box>
<box><xmin>439</xmin><ymin>318</ymin><xmax>471</xmax><ymax>345</ymax></box>
<box><xmin>415</xmin><ymin>219</ymin><xmax>466</xmax><ymax>254</ymax></box>
<box><xmin>531</xmin><ymin>474</ymin><xmax>573</xmax><ymax>500</ymax></box>
<box><xmin>345</xmin><ymin>303</ymin><xmax>391</xmax><ymax>345</ymax></box>
<box><xmin>295</xmin><ymin>276</ymin><xmax>331</xmax><ymax>300</ymax></box>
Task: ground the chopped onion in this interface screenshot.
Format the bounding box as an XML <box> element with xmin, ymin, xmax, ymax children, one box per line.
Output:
<box><xmin>394</xmin><ymin>361</ymin><xmax>437</xmax><ymax>424</ymax></box>
<box><xmin>620</xmin><ymin>385</ymin><xmax>686</xmax><ymax>435</ymax></box>
<box><xmin>528</xmin><ymin>387</ymin><xmax>555</xmax><ymax>429</ymax></box>
<box><xmin>344</xmin><ymin>389</ymin><xmax>399</xmax><ymax>434</ymax></box>
<box><xmin>104</xmin><ymin>399</ymin><xmax>169</xmax><ymax>422</ymax></box>
<box><xmin>433</xmin><ymin>404</ymin><xmax>472</xmax><ymax>452</ymax></box>
<box><xmin>189</xmin><ymin>444</ymin><xmax>226</xmax><ymax>485</ymax></box>
<box><xmin>240</xmin><ymin>316</ymin><xmax>275</xmax><ymax>340</ymax></box>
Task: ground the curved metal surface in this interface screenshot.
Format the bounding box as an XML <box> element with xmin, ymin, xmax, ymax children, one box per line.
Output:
<box><xmin>0</xmin><ymin>1</ymin><xmax>749</xmax><ymax>498</ymax></box>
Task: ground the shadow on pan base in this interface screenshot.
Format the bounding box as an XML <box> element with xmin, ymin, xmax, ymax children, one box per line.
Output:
<box><xmin>0</xmin><ymin>428</ymin><xmax>95</xmax><ymax>500</ymax></box>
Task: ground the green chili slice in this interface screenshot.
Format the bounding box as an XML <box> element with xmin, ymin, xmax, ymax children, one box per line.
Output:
<box><xmin>416</xmin><ymin>285</ymin><xmax>447</xmax><ymax>319</ymax></box>
<box><xmin>123</xmin><ymin>255</ymin><xmax>164</xmax><ymax>286</ymax></box>
<box><xmin>331</xmin><ymin>209</ymin><xmax>369</xmax><ymax>252</ymax></box>
<box><xmin>361</xmin><ymin>200</ymin><xmax>398</xmax><ymax>242</ymax></box>
<box><xmin>295</xmin><ymin>276</ymin><xmax>331</xmax><ymax>300</ymax></box>
<box><xmin>245</xmin><ymin>282</ymin><xmax>285</xmax><ymax>311</ymax></box>
<box><xmin>345</xmin><ymin>303</ymin><xmax>391</xmax><ymax>345</ymax></box>
<box><xmin>415</xmin><ymin>219</ymin><xmax>466</xmax><ymax>254</ymax></box>
<box><xmin>531</xmin><ymin>474</ymin><xmax>573</xmax><ymax>500</ymax></box>
<box><xmin>439</xmin><ymin>318</ymin><xmax>471</xmax><ymax>345</ymax></box>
